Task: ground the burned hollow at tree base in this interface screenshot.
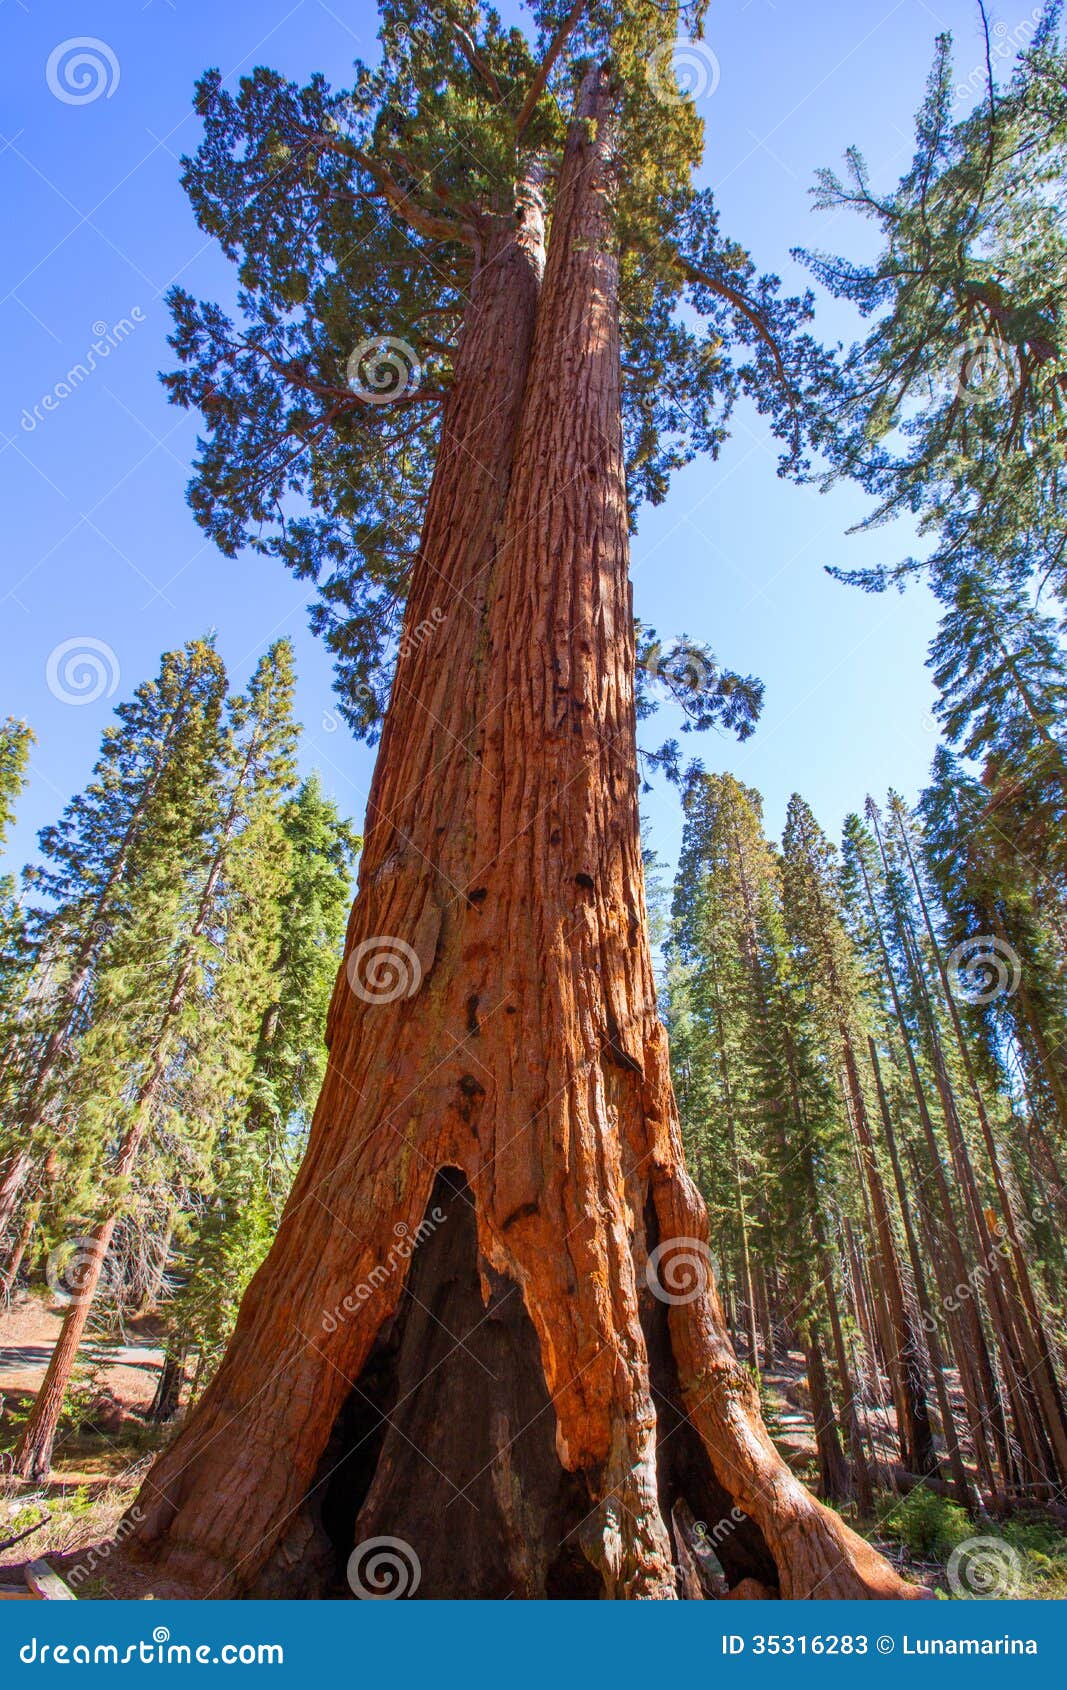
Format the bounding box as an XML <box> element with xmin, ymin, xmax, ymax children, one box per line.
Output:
<box><xmin>238</xmin><ymin>1171</ymin><xmax>779</xmax><ymax>1600</ymax></box>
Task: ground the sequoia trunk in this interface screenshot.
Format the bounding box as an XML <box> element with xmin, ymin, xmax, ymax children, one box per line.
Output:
<box><xmin>120</xmin><ymin>79</ymin><xmax>915</xmax><ymax>1601</ymax></box>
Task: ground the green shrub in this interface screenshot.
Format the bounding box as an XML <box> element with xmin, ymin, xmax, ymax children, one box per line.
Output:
<box><xmin>883</xmin><ymin>1488</ymin><xmax>974</xmax><ymax>1560</ymax></box>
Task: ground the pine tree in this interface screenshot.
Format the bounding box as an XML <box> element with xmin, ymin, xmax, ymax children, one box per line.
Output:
<box><xmin>12</xmin><ymin>643</ymin><xmax>299</xmax><ymax>1478</ymax></box>
<box><xmin>672</xmin><ymin>774</ymin><xmax>860</xmax><ymax>1504</ymax></box>
<box><xmin>0</xmin><ymin>718</ymin><xmax>36</xmax><ymax>1293</ymax></box>
<box><xmin>0</xmin><ymin>718</ymin><xmax>32</xmax><ymax>863</ymax></box>
<box><xmin>841</xmin><ymin>810</ymin><xmax>1011</xmax><ymax>1490</ymax></box>
<box><xmin>848</xmin><ymin>799</ymin><xmax>1066</xmax><ymax>1493</ymax></box>
<box><xmin>0</xmin><ymin>718</ymin><xmax>35</xmax><ymax>1056</ymax></box>
<box><xmin>781</xmin><ymin>795</ymin><xmax>939</xmax><ymax>1484</ymax></box>
<box><xmin>0</xmin><ymin>645</ymin><xmax>227</xmax><ymax>1247</ymax></box>
<box><xmin>886</xmin><ymin>790</ymin><xmax>1067</xmax><ymax>1487</ymax></box>
<box><xmin>670</xmin><ymin>772</ymin><xmax>771</xmax><ymax>1373</ymax></box>
<box><xmin>243</xmin><ymin>776</ymin><xmax>360</xmax><ymax>1137</ymax></box>
<box><xmin>158</xmin><ymin>777</ymin><xmax>360</xmax><ymax>1403</ymax></box>
<box><xmin>921</xmin><ymin>745</ymin><xmax>1067</xmax><ymax>1142</ymax></box>
<box><xmin>800</xmin><ymin>3</ymin><xmax>1067</xmax><ymax>604</ymax></box>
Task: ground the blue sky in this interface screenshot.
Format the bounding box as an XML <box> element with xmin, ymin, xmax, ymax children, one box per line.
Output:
<box><xmin>0</xmin><ymin>0</ymin><xmax>1028</xmax><ymax>885</ymax></box>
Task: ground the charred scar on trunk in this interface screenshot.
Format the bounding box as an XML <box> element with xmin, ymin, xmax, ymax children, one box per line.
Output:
<box><xmin>306</xmin><ymin>1171</ymin><xmax>604</xmax><ymax>1598</ymax></box>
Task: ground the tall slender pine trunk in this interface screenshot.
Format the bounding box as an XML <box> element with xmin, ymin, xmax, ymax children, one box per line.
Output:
<box><xmin>853</xmin><ymin>839</ymin><xmax>1012</xmax><ymax>1480</ymax></box>
<box><xmin>891</xmin><ymin>809</ymin><xmax>1067</xmax><ymax>1483</ymax></box>
<box><xmin>840</xmin><ymin>1038</ymin><xmax>934</xmax><ymax>1476</ymax></box>
<box><xmin>866</xmin><ymin>1037</ymin><xmax>974</xmax><ymax>1505</ymax></box>
<box><xmin>870</xmin><ymin>814</ymin><xmax>1057</xmax><ymax>1492</ymax></box>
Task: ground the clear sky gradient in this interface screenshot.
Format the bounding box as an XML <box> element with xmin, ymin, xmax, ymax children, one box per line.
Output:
<box><xmin>0</xmin><ymin>0</ymin><xmax>1029</xmax><ymax>886</ymax></box>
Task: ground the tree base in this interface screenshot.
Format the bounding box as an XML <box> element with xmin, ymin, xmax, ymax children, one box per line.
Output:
<box><xmin>119</xmin><ymin>1151</ymin><xmax>926</xmax><ymax>1600</ymax></box>
<box><xmin>238</xmin><ymin>1173</ymin><xmax>773</xmax><ymax>1598</ymax></box>
<box><xmin>251</xmin><ymin>1171</ymin><xmax>603</xmax><ymax>1597</ymax></box>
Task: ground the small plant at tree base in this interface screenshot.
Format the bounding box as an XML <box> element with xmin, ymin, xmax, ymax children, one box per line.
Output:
<box><xmin>883</xmin><ymin>1488</ymin><xmax>975</xmax><ymax>1561</ymax></box>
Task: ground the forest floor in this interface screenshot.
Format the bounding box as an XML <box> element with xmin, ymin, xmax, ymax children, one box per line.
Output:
<box><xmin>1</xmin><ymin>1291</ymin><xmax>1064</xmax><ymax>1598</ymax></box>
<box><xmin>0</xmin><ymin>1290</ymin><xmax>170</xmax><ymax>1591</ymax></box>
<box><xmin>0</xmin><ymin>1294</ymin><xmax>164</xmax><ymax>1411</ymax></box>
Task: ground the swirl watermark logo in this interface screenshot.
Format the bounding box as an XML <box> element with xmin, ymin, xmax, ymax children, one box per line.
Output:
<box><xmin>346</xmin><ymin>936</ymin><xmax>422</xmax><ymax>1004</ymax></box>
<box><xmin>46</xmin><ymin>637</ymin><xmax>120</xmax><ymax>707</ymax></box>
<box><xmin>947</xmin><ymin>934</ymin><xmax>1021</xmax><ymax>1004</ymax></box>
<box><xmin>947</xmin><ymin>1535</ymin><xmax>1023</xmax><ymax>1598</ymax></box>
<box><xmin>67</xmin><ymin>1506</ymin><xmax>145</xmax><ymax>1588</ymax></box>
<box><xmin>347</xmin><ymin>1535</ymin><xmax>422</xmax><ymax>1599</ymax></box>
<box><xmin>647</xmin><ymin>38</ymin><xmax>720</xmax><ymax>105</ymax></box>
<box><xmin>644</xmin><ymin>636</ymin><xmax>715</xmax><ymax>697</ymax></box>
<box><xmin>646</xmin><ymin>1237</ymin><xmax>714</xmax><ymax>1305</ymax></box>
<box><xmin>46</xmin><ymin>39</ymin><xmax>120</xmax><ymax>106</ymax></box>
<box><xmin>346</xmin><ymin>337</ymin><xmax>421</xmax><ymax>404</ymax></box>
<box><xmin>46</xmin><ymin>1234</ymin><xmax>117</xmax><ymax>1306</ymax></box>
<box><xmin>692</xmin><ymin>1504</ymin><xmax>746</xmax><ymax>1548</ymax></box>
<box><xmin>951</xmin><ymin>334</ymin><xmax>1020</xmax><ymax>404</ymax></box>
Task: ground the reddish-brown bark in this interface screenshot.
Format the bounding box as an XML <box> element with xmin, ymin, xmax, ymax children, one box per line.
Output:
<box><xmin>867</xmin><ymin>1036</ymin><xmax>974</xmax><ymax>1507</ymax></box>
<box><xmin>842</xmin><ymin>1039</ymin><xmax>935</xmax><ymax>1478</ymax></box>
<box><xmin>123</xmin><ymin>174</ymin><xmax>554</xmax><ymax>1597</ymax></box>
<box><xmin>121</xmin><ymin>78</ymin><xmax>918</xmax><ymax>1600</ymax></box>
<box><xmin>891</xmin><ymin>812</ymin><xmax>1067</xmax><ymax>1485</ymax></box>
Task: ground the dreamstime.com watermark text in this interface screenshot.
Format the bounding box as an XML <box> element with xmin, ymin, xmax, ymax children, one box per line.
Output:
<box><xmin>19</xmin><ymin>1628</ymin><xmax>283</xmax><ymax>1667</ymax></box>
<box><xmin>19</xmin><ymin>310</ymin><xmax>146</xmax><ymax>432</ymax></box>
<box><xmin>322</xmin><ymin>1208</ymin><xmax>446</xmax><ymax>1331</ymax></box>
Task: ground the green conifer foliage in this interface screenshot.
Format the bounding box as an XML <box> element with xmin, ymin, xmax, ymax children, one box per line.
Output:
<box><xmin>0</xmin><ymin>719</ymin><xmax>33</xmax><ymax>860</ymax></box>
<box><xmin>0</xmin><ymin>642</ymin><xmax>228</xmax><ymax>1244</ymax></box>
<box><xmin>165</xmin><ymin>776</ymin><xmax>359</xmax><ymax>1389</ymax></box>
<box><xmin>10</xmin><ymin>642</ymin><xmax>306</xmax><ymax>1475</ymax></box>
<box><xmin>801</xmin><ymin>3</ymin><xmax>1067</xmax><ymax>601</ymax></box>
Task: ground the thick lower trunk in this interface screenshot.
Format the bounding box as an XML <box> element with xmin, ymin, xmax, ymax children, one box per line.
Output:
<box><xmin>121</xmin><ymin>180</ymin><xmax>555</xmax><ymax>1597</ymax></box>
<box><xmin>119</xmin><ymin>79</ymin><xmax>915</xmax><ymax>1601</ymax></box>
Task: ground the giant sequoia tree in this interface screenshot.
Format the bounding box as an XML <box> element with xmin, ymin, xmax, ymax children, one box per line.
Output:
<box><xmin>121</xmin><ymin>2</ymin><xmax>914</xmax><ymax>1599</ymax></box>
